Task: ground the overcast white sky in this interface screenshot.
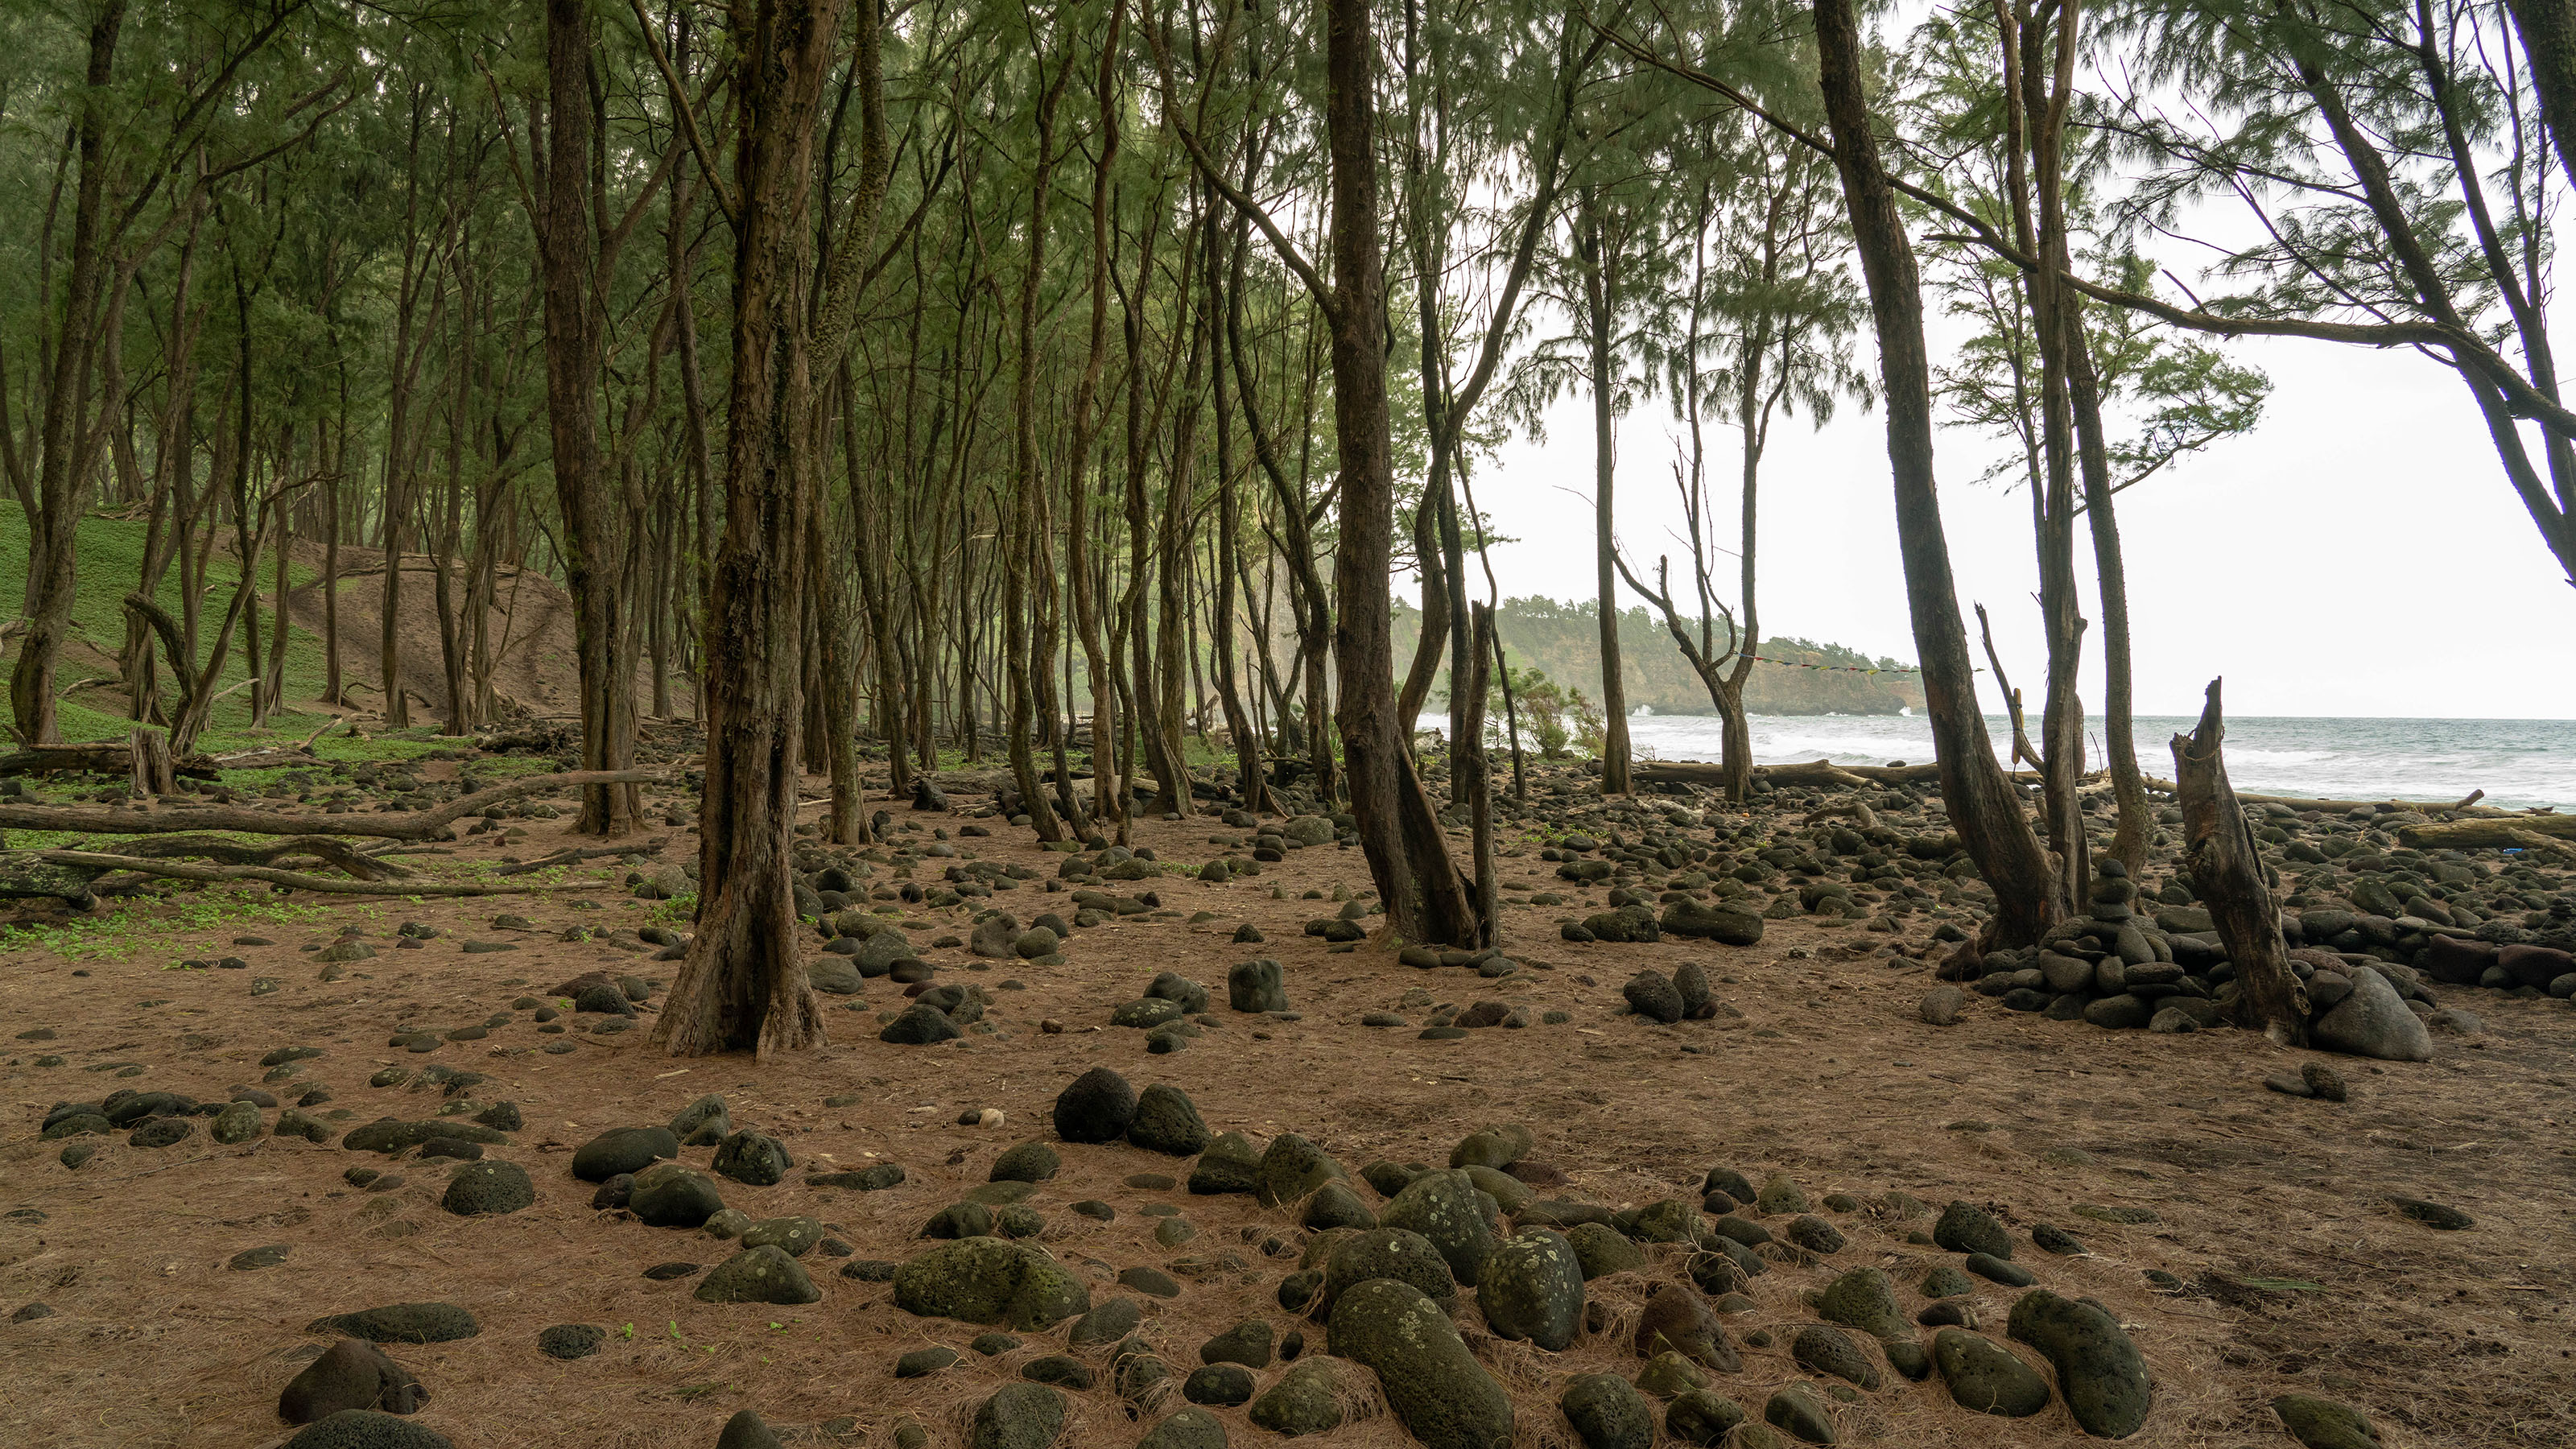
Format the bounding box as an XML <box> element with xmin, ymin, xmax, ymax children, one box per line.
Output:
<box><xmin>1443</xmin><ymin>320</ymin><xmax>2576</xmax><ymax>721</ymax></box>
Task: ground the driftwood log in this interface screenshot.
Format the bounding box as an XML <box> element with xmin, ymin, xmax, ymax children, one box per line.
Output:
<box><xmin>1639</xmin><ymin>758</ymin><xmax>2048</xmax><ymax>791</ymax></box>
<box><xmin>2171</xmin><ymin>680</ymin><xmax>2308</xmax><ymax>1045</ymax></box>
<box><xmin>2143</xmin><ymin>778</ymin><xmax>2516</xmax><ymax>819</ymax></box>
<box><xmin>0</xmin><ymin>769</ymin><xmax>662</xmax><ymax>841</ymax></box>
<box><xmin>2397</xmin><ymin>814</ymin><xmax>2576</xmax><ymax>849</ymax></box>
<box><xmin>1637</xmin><ymin>758</ymin><xmax>1938</xmax><ymax>790</ymax></box>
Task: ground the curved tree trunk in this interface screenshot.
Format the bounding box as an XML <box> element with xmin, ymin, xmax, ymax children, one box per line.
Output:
<box><xmin>1323</xmin><ymin>0</ymin><xmax>1475</xmax><ymax>946</ymax></box>
<box><xmin>1811</xmin><ymin>0</ymin><xmax>2059</xmax><ymax>948</ymax></box>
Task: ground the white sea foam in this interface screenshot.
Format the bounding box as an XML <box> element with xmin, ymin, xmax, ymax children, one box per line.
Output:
<box><xmin>1462</xmin><ymin>712</ymin><xmax>2576</xmax><ymax>809</ymax></box>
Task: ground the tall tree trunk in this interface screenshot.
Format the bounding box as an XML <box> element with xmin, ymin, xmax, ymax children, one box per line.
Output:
<box><xmin>654</xmin><ymin>0</ymin><xmax>844</xmax><ymax>1059</ymax></box>
<box><xmin>2011</xmin><ymin>0</ymin><xmax>2090</xmax><ymax>913</ymax></box>
<box><xmin>1065</xmin><ymin>0</ymin><xmax>1128</xmax><ymax>833</ymax></box>
<box><xmin>2069</xmin><ymin>320</ymin><xmax>2149</xmax><ymax>872</ymax></box>
<box><xmin>10</xmin><ymin>0</ymin><xmax>126</xmax><ymax>745</ymax></box>
<box><xmin>1575</xmin><ymin>186</ymin><xmax>1631</xmax><ymax>793</ymax></box>
<box><xmin>539</xmin><ymin>0</ymin><xmax>639</xmax><ymax>834</ymax></box>
<box><xmin>323</xmin><ymin>374</ymin><xmax>346</xmax><ymax>706</ymax></box>
<box><xmin>1204</xmin><ymin>199</ymin><xmax>1267</xmax><ymax>813</ymax></box>
<box><xmin>1323</xmin><ymin>0</ymin><xmax>1476</xmax><ymax>945</ymax></box>
<box><xmin>1811</xmin><ymin>0</ymin><xmax>2060</xmax><ymax>947</ymax></box>
<box><xmin>1003</xmin><ymin>61</ymin><xmax>1073</xmax><ymax>843</ymax></box>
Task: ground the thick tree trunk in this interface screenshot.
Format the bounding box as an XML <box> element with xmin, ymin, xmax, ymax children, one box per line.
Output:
<box><xmin>1323</xmin><ymin>0</ymin><xmax>1476</xmax><ymax>946</ymax></box>
<box><xmin>1811</xmin><ymin>0</ymin><xmax>2060</xmax><ymax>947</ymax></box>
<box><xmin>2171</xmin><ymin>679</ymin><xmax>2307</xmax><ymax>1044</ymax></box>
<box><xmin>652</xmin><ymin>0</ymin><xmax>844</xmax><ymax>1060</ymax></box>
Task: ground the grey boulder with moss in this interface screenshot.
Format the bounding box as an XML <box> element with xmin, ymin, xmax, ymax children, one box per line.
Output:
<box><xmin>1814</xmin><ymin>1267</ymin><xmax>1907</xmax><ymax>1342</ymax></box>
<box><xmin>1476</xmin><ymin>1228</ymin><xmax>1584</xmax><ymax>1351</ymax></box>
<box><xmin>2007</xmin><ymin>1290</ymin><xmax>2150</xmax><ymax>1437</ymax></box>
<box><xmin>1327</xmin><ymin>1279</ymin><xmax>1512</xmax><ymax>1449</ymax></box>
<box><xmin>1560</xmin><ymin>1373</ymin><xmax>1656</xmax><ymax>1449</ymax></box>
<box><xmin>696</xmin><ymin>1245</ymin><xmax>821</xmax><ymax>1305</ymax></box>
<box><xmin>1323</xmin><ymin>1227</ymin><xmax>1457</xmax><ymax>1312</ymax></box>
<box><xmin>1247</xmin><ymin>1358</ymin><xmax>1346</xmax><ymax>1437</ymax></box>
<box><xmin>1137</xmin><ymin>1406</ymin><xmax>1232</xmax><ymax>1449</ymax></box>
<box><xmin>1932</xmin><ymin>1329</ymin><xmax>2051</xmax><ymax>1418</ymax></box>
<box><xmin>1380</xmin><ymin>1168</ymin><xmax>1500</xmax><ymax>1283</ymax></box>
<box><xmin>968</xmin><ymin>1383</ymin><xmax>1065</xmax><ymax>1449</ymax></box>
<box><xmin>894</xmin><ymin>1236</ymin><xmax>1092</xmax><ymax>1329</ymax></box>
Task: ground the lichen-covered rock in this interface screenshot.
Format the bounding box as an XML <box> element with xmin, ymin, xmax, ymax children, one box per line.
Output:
<box><xmin>894</xmin><ymin>1236</ymin><xmax>1092</xmax><ymax>1329</ymax></box>
<box><xmin>1475</xmin><ymin>1228</ymin><xmax>1584</xmax><ymax>1351</ymax></box>
<box><xmin>1327</xmin><ymin>1279</ymin><xmax>1513</xmax><ymax>1449</ymax></box>
<box><xmin>1381</xmin><ymin>1169</ymin><xmax>1499</xmax><ymax>1283</ymax></box>
<box><xmin>1560</xmin><ymin>1373</ymin><xmax>1656</xmax><ymax>1449</ymax></box>
<box><xmin>1323</xmin><ymin>1228</ymin><xmax>1457</xmax><ymax>1311</ymax></box>
<box><xmin>1248</xmin><ymin>1359</ymin><xmax>1345</xmax><ymax>1438</ymax></box>
<box><xmin>968</xmin><ymin>1383</ymin><xmax>1065</xmax><ymax>1449</ymax></box>
<box><xmin>1128</xmin><ymin>1084</ymin><xmax>1212</xmax><ymax>1156</ymax></box>
<box><xmin>1053</xmin><ymin>1067</ymin><xmax>1138</xmax><ymax>1143</ymax></box>
<box><xmin>696</xmin><ymin>1246</ymin><xmax>822</xmax><ymax>1305</ymax></box>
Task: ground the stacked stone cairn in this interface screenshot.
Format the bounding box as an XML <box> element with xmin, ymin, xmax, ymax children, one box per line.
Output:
<box><xmin>1957</xmin><ymin>859</ymin><xmax>2451</xmax><ymax>1062</ymax></box>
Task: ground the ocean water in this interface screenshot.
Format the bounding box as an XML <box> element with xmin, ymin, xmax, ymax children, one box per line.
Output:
<box><xmin>1610</xmin><ymin>712</ymin><xmax>2576</xmax><ymax>811</ymax></box>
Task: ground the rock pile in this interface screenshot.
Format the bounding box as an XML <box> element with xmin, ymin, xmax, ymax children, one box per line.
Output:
<box><xmin>1955</xmin><ymin>860</ymin><xmax>2444</xmax><ymax>1060</ymax></box>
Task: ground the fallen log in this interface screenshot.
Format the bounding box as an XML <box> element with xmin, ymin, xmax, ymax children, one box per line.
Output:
<box><xmin>205</xmin><ymin>746</ymin><xmax>328</xmax><ymax>772</ymax></box>
<box><xmin>27</xmin><ymin>849</ymin><xmax>609</xmax><ymax>897</ymax></box>
<box><xmin>0</xmin><ymin>769</ymin><xmax>664</xmax><ymax>841</ymax></box>
<box><xmin>2397</xmin><ymin>815</ymin><xmax>2576</xmax><ymax>850</ymax></box>
<box><xmin>101</xmin><ymin>833</ymin><xmax>414</xmax><ymax>881</ymax></box>
<box><xmin>2143</xmin><ymin>778</ymin><xmax>2517</xmax><ymax>819</ymax></box>
<box><xmin>1640</xmin><ymin>758</ymin><xmax>2025</xmax><ymax>791</ymax></box>
<box><xmin>494</xmin><ymin>837</ymin><xmax>671</xmax><ymax>875</ymax></box>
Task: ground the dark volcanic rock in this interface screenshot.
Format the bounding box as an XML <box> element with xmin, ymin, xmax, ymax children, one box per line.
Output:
<box><xmin>2007</xmin><ymin>1290</ymin><xmax>2150</xmax><ymax>1438</ymax></box>
<box><xmin>572</xmin><ymin>1126</ymin><xmax>677</xmax><ymax>1182</ymax></box>
<box><xmin>1053</xmin><ymin>1067</ymin><xmax>1139</xmax><ymax>1143</ymax></box>
<box><xmin>279</xmin><ymin>1340</ymin><xmax>426</xmax><ymax>1423</ymax></box>
<box><xmin>304</xmin><ymin>1303</ymin><xmax>480</xmax><ymax>1344</ymax></box>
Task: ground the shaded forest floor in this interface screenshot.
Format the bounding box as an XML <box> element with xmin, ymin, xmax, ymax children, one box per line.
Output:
<box><xmin>2</xmin><ymin>765</ymin><xmax>2570</xmax><ymax>1449</ymax></box>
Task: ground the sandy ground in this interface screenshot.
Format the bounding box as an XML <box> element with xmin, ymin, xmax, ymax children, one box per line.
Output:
<box><xmin>3</xmin><ymin>780</ymin><xmax>2571</xmax><ymax>1449</ymax></box>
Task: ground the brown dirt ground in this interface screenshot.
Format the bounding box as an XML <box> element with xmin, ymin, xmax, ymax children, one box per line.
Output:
<box><xmin>3</xmin><ymin>781</ymin><xmax>2573</xmax><ymax>1449</ymax></box>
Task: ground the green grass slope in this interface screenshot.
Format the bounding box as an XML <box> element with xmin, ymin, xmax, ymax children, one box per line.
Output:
<box><xmin>2</xmin><ymin>509</ymin><xmax>353</xmax><ymax>752</ymax></box>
